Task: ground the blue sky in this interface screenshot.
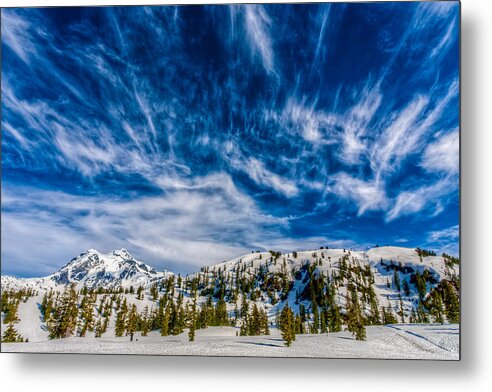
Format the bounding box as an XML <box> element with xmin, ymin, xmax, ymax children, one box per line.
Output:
<box><xmin>1</xmin><ymin>3</ymin><xmax>459</xmax><ymax>277</ymax></box>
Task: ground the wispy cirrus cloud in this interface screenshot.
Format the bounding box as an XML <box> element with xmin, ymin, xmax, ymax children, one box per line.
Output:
<box><xmin>425</xmin><ymin>224</ymin><xmax>460</xmax><ymax>255</ymax></box>
<box><xmin>242</xmin><ymin>4</ymin><xmax>276</xmax><ymax>75</ymax></box>
<box><xmin>1</xmin><ymin>3</ymin><xmax>460</xmax><ymax>276</ymax></box>
<box><xmin>242</xmin><ymin>158</ymin><xmax>299</xmax><ymax>198</ymax></box>
<box><xmin>329</xmin><ymin>173</ymin><xmax>388</xmax><ymax>216</ymax></box>
<box><xmin>427</xmin><ymin>225</ymin><xmax>459</xmax><ymax>243</ymax></box>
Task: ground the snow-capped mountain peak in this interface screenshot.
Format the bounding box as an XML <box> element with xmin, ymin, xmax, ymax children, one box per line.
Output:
<box><xmin>2</xmin><ymin>249</ymin><xmax>173</xmax><ymax>292</ymax></box>
<box><xmin>49</xmin><ymin>248</ymin><xmax>171</xmax><ymax>289</ymax></box>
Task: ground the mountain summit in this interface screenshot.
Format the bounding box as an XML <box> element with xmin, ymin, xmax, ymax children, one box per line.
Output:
<box><xmin>3</xmin><ymin>249</ymin><xmax>172</xmax><ymax>291</ymax></box>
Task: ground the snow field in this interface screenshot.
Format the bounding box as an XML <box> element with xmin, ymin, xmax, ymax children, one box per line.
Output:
<box><xmin>1</xmin><ymin>324</ymin><xmax>459</xmax><ymax>360</ymax></box>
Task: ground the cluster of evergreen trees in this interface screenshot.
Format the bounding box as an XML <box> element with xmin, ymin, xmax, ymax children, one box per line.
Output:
<box><xmin>239</xmin><ymin>302</ymin><xmax>269</xmax><ymax>336</ymax></box>
<box><xmin>1</xmin><ymin>288</ymin><xmax>34</xmax><ymax>342</ymax></box>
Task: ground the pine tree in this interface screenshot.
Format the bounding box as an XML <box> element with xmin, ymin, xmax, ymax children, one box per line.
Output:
<box><xmin>393</xmin><ymin>270</ymin><xmax>401</xmax><ymax>292</ymax></box>
<box><xmin>174</xmin><ymin>304</ymin><xmax>186</xmax><ymax>335</ymax></box>
<box><xmin>49</xmin><ymin>284</ymin><xmax>79</xmax><ymax>339</ymax></box>
<box><xmin>150</xmin><ymin>284</ymin><xmax>159</xmax><ymax>301</ymax></box>
<box><xmin>94</xmin><ymin>318</ymin><xmax>103</xmax><ymax>338</ymax></box>
<box><xmin>279</xmin><ymin>305</ymin><xmax>296</xmax><ymax>347</ymax></box>
<box><xmin>329</xmin><ymin>304</ymin><xmax>342</xmax><ymax>333</ymax></box>
<box><xmin>346</xmin><ymin>286</ymin><xmax>366</xmax><ymax>341</ymax></box>
<box><xmin>5</xmin><ymin>302</ymin><xmax>20</xmax><ymax>326</ymax></box>
<box><xmin>215</xmin><ymin>298</ymin><xmax>228</xmax><ymax>326</ymax></box>
<box><xmin>79</xmin><ymin>293</ymin><xmax>96</xmax><ymax>337</ymax></box>
<box><xmin>260</xmin><ymin>307</ymin><xmax>270</xmax><ymax>335</ymax></box>
<box><xmin>161</xmin><ymin>305</ymin><xmax>170</xmax><ymax>336</ymax></box>
<box><xmin>115</xmin><ymin>308</ymin><xmax>127</xmax><ymax>337</ymax></box>
<box><xmin>188</xmin><ymin>293</ymin><xmax>198</xmax><ymax>342</ymax></box>
<box><xmin>398</xmin><ymin>294</ymin><xmax>405</xmax><ymax>323</ymax></box>
<box><xmin>311</xmin><ymin>301</ymin><xmax>319</xmax><ymax>334</ymax></box>
<box><xmin>430</xmin><ymin>290</ymin><xmax>444</xmax><ymax>324</ymax></box>
<box><xmin>415</xmin><ymin>271</ymin><xmax>427</xmax><ymax>300</ymax></box>
<box><xmin>320</xmin><ymin>307</ymin><xmax>328</xmax><ymax>334</ymax></box>
<box><xmin>126</xmin><ymin>304</ymin><xmax>138</xmax><ymax>341</ymax></box>
<box><xmin>250</xmin><ymin>304</ymin><xmax>261</xmax><ymax>336</ymax></box>
<box><xmin>2</xmin><ymin>322</ymin><xmax>23</xmax><ymax>343</ymax></box>
<box><xmin>443</xmin><ymin>281</ymin><xmax>460</xmax><ymax>323</ymax></box>
<box><xmin>368</xmin><ymin>289</ymin><xmax>381</xmax><ymax>325</ymax></box>
<box><xmin>417</xmin><ymin>301</ymin><xmax>429</xmax><ymax>323</ymax></box>
<box><xmin>115</xmin><ymin>298</ymin><xmax>128</xmax><ymax>337</ymax></box>
<box><xmin>136</xmin><ymin>286</ymin><xmax>144</xmax><ymax>300</ymax></box>
<box><xmin>240</xmin><ymin>313</ymin><xmax>249</xmax><ymax>336</ymax></box>
<box><xmin>140</xmin><ymin>306</ymin><xmax>150</xmax><ymax>337</ymax></box>
<box><xmin>382</xmin><ymin>304</ymin><xmax>398</xmax><ymax>325</ymax></box>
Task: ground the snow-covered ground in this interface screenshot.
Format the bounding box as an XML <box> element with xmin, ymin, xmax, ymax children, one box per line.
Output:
<box><xmin>1</xmin><ymin>324</ymin><xmax>459</xmax><ymax>360</ymax></box>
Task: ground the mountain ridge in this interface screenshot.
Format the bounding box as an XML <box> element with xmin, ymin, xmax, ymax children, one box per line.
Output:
<box><xmin>1</xmin><ymin>245</ymin><xmax>460</xmax><ymax>344</ymax></box>
<box><xmin>1</xmin><ymin>245</ymin><xmax>458</xmax><ymax>294</ymax></box>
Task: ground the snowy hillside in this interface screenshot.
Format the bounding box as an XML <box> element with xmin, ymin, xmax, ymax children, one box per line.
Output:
<box><xmin>192</xmin><ymin>246</ymin><xmax>459</xmax><ymax>319</ymax></box>
<box><xmin>1</xmin><ymin>245</ymin><xmax>460</xmax><ymax>351</ymax></box>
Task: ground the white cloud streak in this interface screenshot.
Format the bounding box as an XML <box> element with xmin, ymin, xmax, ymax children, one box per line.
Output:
<box><xmin>330</xmin><ymin>173</ymin><xmax>388</xmax><ymax>215</ymax></box>
<box><xmin>421</xmin><ymin>128</ymin><xmax>459</xmax><ymax>174</ymax></box>
<box><xmin>243</xmin><ymin>5</ymin><xmax>276</xmax><ymax>75</ymax></box>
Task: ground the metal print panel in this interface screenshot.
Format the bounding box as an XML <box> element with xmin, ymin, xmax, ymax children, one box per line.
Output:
<box><xmin>0</xmin><ymin>2</ymin><xmax>460</xmax><ymax>359</ymax></box>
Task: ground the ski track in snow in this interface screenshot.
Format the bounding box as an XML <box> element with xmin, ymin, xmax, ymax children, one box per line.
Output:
<box><xmin>385</xmin><ymin>324</ymin><xmax>459</xmax><ymax>354</ymax></box>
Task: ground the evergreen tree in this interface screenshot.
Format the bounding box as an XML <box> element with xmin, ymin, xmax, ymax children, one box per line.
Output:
<box><xmin>346</xmin><ymin>287</ymin><xmax>366</xmax><ymax>341</ymax></box>
<box><xmin>311</xmin><ymin>302</ymin><xmax>319</xmax><ymax>334</ymax></box>
<box><xmin>430</xmin><ymin>290</ymin><xmax>444</xmax><ymax>324</ymax></box>
<box><xmin>443</xmin><ymin>282</ymin><xmax>460</xmax><ymax>323</ymax></box>
<box><xmin>136</xmin><ymin>286</ymin><xmax>144</xmax><ymax>300</ymax></box>
<box><xmin>140</xmin><ymin>306</ymin><xmax>150</xmax><ymax>337</ymax></box>
<box><xmin>215</xmin><ymin>298</ymin><xmax>228</xmax><ymax>326</ymax></box>
<box><xmin>126</xmin><ymin>304</ymin><xmax>138</xmax><ymax>341</ymax></box>
<box><xmin>329</xmin><ymin>304</ymin><xmax>342</xmax><ymax>332</ymax></box>
<box><xmin>115</xmin><ymin>298</ymin><xmax>128</xmax><ymax>337</ymax></box>
<box><xmin>150</xmin><ymin>284</ymin><xmax>159</xmax><ymax>301</ymax></box>
<box><xmin>94</xmin><ymin>318</ymin><xmax>103</xmax><ymax>338</ymax></box>
<box><xmin>240</xmin><ymin>313</ymin><xmax>249</xmax><ymax>336</ymax></box>
<box><xmin>279</xmin><ymin>305</ymin><xmax>296</xmax><ymax>347</ymax></box>
<box><xmin>260</xmin><ymin>308</ymin><xmax>270</xmax><ymax>335</ymax></box>
<box><xmin>415</xmin><ymin>271</ymin><xmax>427</xmax><ymax>300</ymax></box>
<box><xmin>398</xmin><ymin>294</ymin><xmax>405</xmax><ymax>323</ymax></box>
<box><xmin>79</xmin><ymin>293</ymin><xmax>96</xmax><ymax>337</ymax></box>
<box><xmin>382</xmin><ymin>304</ymin><xmax>398</xmax><ymax>325</ymax></box>
<box><xmin>417</xmin><ymin>301</ymin><xmax>429</xmax><ymax>323</ymax></box>
<box><xmin>188</xmin><ymin>293</ymin><xmax>198</xmax><ymax>342</ymax></box>
<box><xmin>161</xmin><ymin>305</ymin><xmax>170</xmax><ymax>336</ymax></box>
<box><xmin>240</xmin><ymin>295</ymin><xmax>249</xmax><ymax>319</ymax></box>
<box><xmin>49</xmin><ymin>284</ymin><xmax>79</xmax><ymax>339</ymax></box>
<box><xmin>3</xmin><ymin>300</ymin><xmax>20</xmax><ymax>325</ymax></box>
<box><xmin>393</xmin><ymin>270</ymin><xmax>401</xmax><ymax>292</ymax></box>
<box><xmin>320</xmin><ymin>307</ymin><xmax>328</xmax><ymax>334</ymax></box>
<box><xmin>250</xmin><ymin>304</ymin><xmax>261</xmax><ymax>336</ymax></box>
<box><xmin>2</xmin><ymin>322</ymin><xmax>23</xmax><ymax>343</ymax></box>
<box><xmin>368</xmin><ymin>288</ymin><xmax>381</xmax><ymax>325</ymax></box>
<box><xmin>115</xmin><ymin>308</ymin><xmax>127</xmax><ymax>337</ymax></box>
